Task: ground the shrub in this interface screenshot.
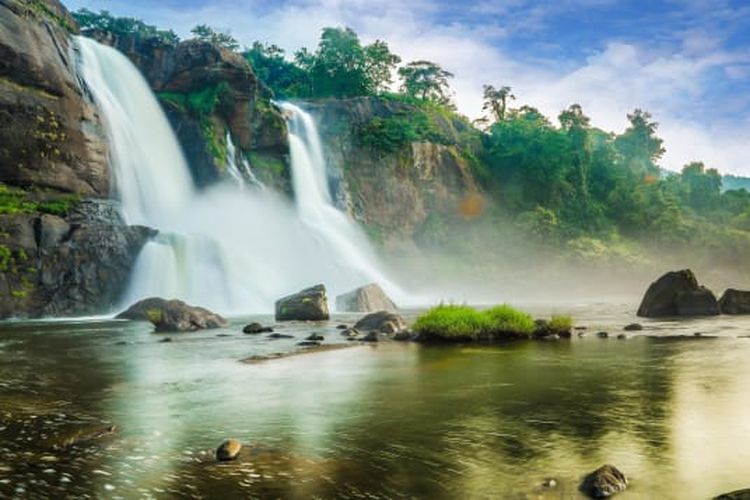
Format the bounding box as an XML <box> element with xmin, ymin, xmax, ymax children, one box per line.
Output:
<box><xmin>484</xmin><ymin>305</ymin><xmax>535</xmax><ymax>336</ymax></box>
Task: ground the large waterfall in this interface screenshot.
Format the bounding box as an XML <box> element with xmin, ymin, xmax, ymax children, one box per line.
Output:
<box><xmin>74</xmin><ymin>37</ymin><xmax>402</xmax><ymax>314</ymax></box>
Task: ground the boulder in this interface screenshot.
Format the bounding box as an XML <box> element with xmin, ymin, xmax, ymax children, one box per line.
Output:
<box><xmin>117</xmin><ymin>298</ymin><xmax>228</xmax><ymax>332</ymax></box>
<box><xmin>275</xmin><ymin>284</ymin><xmax>329</xmax><ymax>321</ymax></box>
<box><xmin>242</xmin><ymin>322</ymin><xmax>273</xmax><ymax>334</ymax></box>
<box><xmin>637</xmin><ymin>269</ymin><xmax>719</xmax><ymax>317</ymax></box>
<box><xmin>719</xmin><ymin>289</ymin><xmax>750</xmax><ymax>315</ymax></box>
<box><xmin>335</xmin><ymin>283</ymin><xmax>397</xmax><ymax>312</ymax></box>
<box><xmin>579</xmin><ymin>464</ymin><xmax>628</xmax><ymax>498</ymax></box>
<box><xmin>715</xmin><ymin>489</ymin><xmax>750</xmax><ymax>500</ymax></box>
<box><xmin>623</xmin><ymin>323</ymin><xmax>642</xmax><ymax>331</ymax></box>
<box><xmin>216</xmin><ymin>439</ymin><xmax>241</xmax><ymax>461</ymax></box>
<box><xmin>353</xmin><ymin>311</ymin><xmax>408</xmax><ymax>335</ymax></box>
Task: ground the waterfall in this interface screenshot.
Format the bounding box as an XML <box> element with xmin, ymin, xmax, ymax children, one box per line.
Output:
<box><xmin>74</xmin><ymin>36</ymin><xmax>403</xmax><ymax>314</ymax></box>
<box><xmin>225</xmin><ymin>133</ymin><xmax>263</xmax><ymax>189</ymax></box>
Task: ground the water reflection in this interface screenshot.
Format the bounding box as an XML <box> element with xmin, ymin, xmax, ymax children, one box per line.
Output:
<box><xmin>1</xmin><ymin>309</ymin><xmax>750</xmax><ymax>498</ymax></box>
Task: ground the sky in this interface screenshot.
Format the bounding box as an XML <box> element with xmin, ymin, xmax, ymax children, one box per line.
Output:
<box><xmin>63</xmin><ymin>0</ymin><xmax>750</xmax><ymax>175</ymax></box>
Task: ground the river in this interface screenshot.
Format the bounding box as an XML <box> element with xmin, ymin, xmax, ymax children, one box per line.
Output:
<box><xmin>1</xmin><ymin>303</ymin><xmax>749</xmax><ymax>498</ymax></box>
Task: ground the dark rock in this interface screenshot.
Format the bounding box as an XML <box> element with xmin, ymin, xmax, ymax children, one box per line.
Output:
<box><xmin>393</xmin><ymin>331</ymin><xmax>412</xmax><ymax>341</ymax></box>
<box><xmin>275</xmin><ymin>284</ymin><xmax>330</xmax><ymax>321</ymax></box>
<box><xmin>617</xmin><ymin>334</ymin><xmax>627</xmax><ymax>340</ymax></box>
<box><xmin>574</xmin><ymin>326</ymin><xmax>587</xmax><ymax>330</ymax></box>
<box><xmin>596</xmin><ymin>331</ymin><xmax>609</xmax><ymax>339</ymax></box>
<box><xmin>335</xmin><ymin>283</ymin><xmax>397</xmax><ymax>312</ymax></box>
<box><xmin>360</xmin><ymin>331</ymin><xmax>378</xmax><ymax>342</ymax></box>
<box><xmin>297</xmin><ymin>340</ymin><xmax>321</xmax><ymax>347</ymax></box>
<box><xmin>216</xmin><ymin>439</ymin><xmax>241</xmax><ymax>461</ymax></box>
<box><xmin>637</xmin><ymin>269</ymin><xmax>719</xmax><ymax>317</ymax></box>
<box><xmin>623</xmin><ymin>323</ymin><xmax>642</xmax><ymax>331</ymax></box>
<box><xmin>540</xmin><ymin>334</ymin><xmax>560</xmax><ymax>341</ymax></box>
<box><xmin>216</xmin><ymin>333</ymin><xmax>231</xmax><ymax>337</ymax></box>
<box><xmin>336</xmin><ymin>324</ymin><xmax>348</xmax><ymax>329</ymax></box>
<box><xmin>243</xmin><ymin>322</ymin><xmax>273</xmax><ymax>334</ymax></box>
<box><xmin>580</xmin><ymin>464</ymin><xmax>628</xmax><ymax>498</ymax></box>
<box><xmin>117</xmin><ymin>297</ymin><xmax>228</xmax><ymax>332</ymax></box>
<box><xmin>306</xmin><ymin>333</ymin><xmax>324</xmax><ymax>341</ymax></box>
<box><xmin>268</xmin><ymin>333</ymin><xmax>294</xmax><ymax>339</ymax></box>
<box><xmin>158</xmin><ymin>337</ymin><xmax>172</xmax><ymax>343</ymax></box>
<box><xmin>719</xmin><ymin>289</ymin><xmax>750</xmax><ymax>315</ymax></box>
<box><xmin>533</xmin><ymin>319</ymin><xmax>571</xmax><ymax>339</ymax></box>
<box><xmin>714</xmin><ymin>488</ymin><xmax>750</xmax><ymax>500</ymax></box>
<box><xmin>353</xmin><ymin>311</ymin><xmax>408</xmax><ymax>335</ymax></box>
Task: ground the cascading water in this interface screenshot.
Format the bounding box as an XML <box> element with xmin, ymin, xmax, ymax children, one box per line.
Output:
<box><xmin>225</xmin><ymin>133</ymin><xmax>263</xmax><ymax>189</ymax></box>
<box><xmin>74</xmin><ymin>36</ymin><xmax>404</xmax><ymax>314</ymax></box>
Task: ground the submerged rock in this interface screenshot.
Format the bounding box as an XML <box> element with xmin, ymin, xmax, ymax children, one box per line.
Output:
<box><xmin>275</xmin><ymin>284</ymin><xmax>330</xmax><ymax>321</ymax></box>
<box><xmin>580</xmin><ymin>464</ymin><xmax>628</xmax><ymax>498</ymax></box>
<box><xmin>297</xmin><ymin>340</ymin><xmax>321</xmax><ymax>347</ymax></box>
<box><xmin>637</xmin><ymin>269</ymin><xmax>719</xmax><ymax>317</ymax></box>
<box><xmin>341</xmin><ymin>327</ymin><xmax>359</xmax><ymax>338</ymax></box>
<box><xmin>216</xmin><ymin>439</ymin><xmax>242</xmax><ymax>461</ymax></box>
<box><xmin>306</xmin><ymin>333</ymin><xmax>324</xmax><ymax>341</ymax></box>
<box><xmin>596</xmin><ymin>331</ymin><xmax>609</xmax><ymax>339</ymax></box>
<box><xmin>268</xmin><ymin>333</ymin><xmax>294</xmax><ymax>339</ymax></box>
<box><xmin>117</xmin><ymin>298</ymin><xmax>228</xmax><ymax>332</ymax></box>
<box><xmin>719</xmin><ymin>289</ymin><xmax>750</xmax><ymax>315</ymax></box>
<box><xmin>243</xmin><ymin>322</ymin><xmax>273</xmax><ymax>334</ymax></box>
<box><xmin>623</xmin><ymin>323</ymin><xmax>642</xmax><ymax>331</ymax></box>
<box><xmin>335</xmin><ymin>283</ymin><xmax>397</xmax><ymax>312</ymax></box>
<box><xmin>354</xmin><ymin>311</ymin><xmax>408</xmax><ymax>335</ymax></box>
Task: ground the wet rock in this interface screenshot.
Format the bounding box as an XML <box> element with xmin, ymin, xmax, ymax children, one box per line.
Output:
<box><xmin>596</xmin><ymin>331</ymin><xmax>609</xmax><ymax>339</ymax></box>
<box><xmin>336</xmin><ymin>324</ymin><xmax>348</xmax><ymax>329</ymax></box>
<box><xmin>393</xmin><ymin>331</ymin><xmax>412</xmax><ymax>341</ymax></box>
<box><xmin>540</xmin><ymin>334</ymin><xmax>560</xmax><ymax>341</ymax></box>
<box><xmin>275</xmin><ymin>284</ymin><xmax>329</xmax><ymax>321</ymax></box>
<box><xmin>354</xmin><ymin>311</ymin><xmax>408</xmax><ymax>336</ymax></box>
<box><xmin>580</xmin><ymin>464</ymin><xmax>628</xmax><ymax>498</ymax></box>
<box><xmin>306</xmin><ymin>333</ymin><xmax>324</xmax><ymax>341</ymax></box>
<box><xmin>714</xmin><ymin>488</ymin><xmax>750</xmax><ymax>500</ymax></box>
<box><xmin>719</xmin><ymin>289</ymin><xmax>750</xmax><ymax>315</ymax></box>
<box><xmin>575</xmin><ymin>326</ymin><xmax>587</xmax><ymax>330</ymax></box>
<box><xmin>268</xmin><ymin>333</ymin><xmax>293</xmax><ymax>339</ymax></box>
<box><xmin>341</xmin><ymin>327</ymin><xmax>359</xmax><ymax>337</ymax></box>
<box><xmin>335</xmin><ymin>283</ymin><xmax>397</xmax><ymax>312</ymax></box>
<box><xmin>216</xmin><ymin>439</ymin><xmax>241</xmax><ymax>461</ymax></box>
<box><xmin>360</xmin><ymin>331</ymin><xmax>378</xmax><ymax>342</ymax></box>
<box><xmin>117</xmin><ymin>297</ymin><xmax>228</xmax><ymax>332</ymax></box>
<box><xmin>216</xmin><ymin>333</ymin><xmax>231</xmax><ymax>337</ymax></box>
<box><xmin>297</xmin><ymin>340</ymin><xmax>321</xmax><ymax>347</ymax></box>
<box><xmin>623</xmin><ymin>323</ymin><xmax>642</xmax><ymax>331</ymax></box>
<box><xmin>617</xmin><ymin>334</ymin><xmax>627</xmax><ymax>340</ymax></box>
<box><xmin>243</xmin><ymin>322</ymin><xmax>273</xmax><ymax>334</ymax></box>
<box><xmin>159</xmin><ymin>337</ymin><xmax>173</xmax><ymax>343</ymax></box>
<box><xmin>637</xmin><ymin>269</ymin><xmax>719</xmax><ymax>317</ymax></box>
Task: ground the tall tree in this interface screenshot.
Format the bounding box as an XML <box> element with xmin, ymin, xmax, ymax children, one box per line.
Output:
<box><xmin>398</xmin><ymin>60</ymin><xmax>454</xmax><ymax>104</ymax></box>
<box><xmin>190</xmin><ymin>24</ymin><xmax>239</xmax><ymax>51</ymax></box>
<box><xmin>614</xmin><ymin>109</ymin><xmax>665</xmax><ymax>175</ymax></box>
<box><xmin>363</xmin><ymin>40</ymin><xmax>401</xmax><ymax>93</ymax></box>
<box><xmin>482</xmin><ymin>85</ymin><xmax>515</xmax><ymax>122</ymax></box>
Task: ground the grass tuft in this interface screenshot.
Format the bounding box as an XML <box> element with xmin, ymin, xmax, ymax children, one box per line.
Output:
<box><xmin>413</xmin><ymin>303</ymin><xmax>536</xmax><ymax>342</ymax></box>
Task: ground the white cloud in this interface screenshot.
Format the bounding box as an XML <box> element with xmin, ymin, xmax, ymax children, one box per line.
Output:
<box><xmin>62</xmin><ymin>0</ymin><xmax>750</xmax><ymax>174</ymax></box>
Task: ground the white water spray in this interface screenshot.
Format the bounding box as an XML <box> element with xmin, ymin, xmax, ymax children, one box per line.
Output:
<box><xmin>75</xmin><ymin>37</ymin><xmax>404</xmax><ymax>314</ymax></box>
<box><xmin>225</xmin><ymin>133</ymin><xmax>263</xmax><ymax>189</ymax></box>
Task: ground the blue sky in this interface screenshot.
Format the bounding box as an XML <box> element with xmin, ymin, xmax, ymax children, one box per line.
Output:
<box><xmin>63</xmin><ymin>0</ymin><xmax>750</xmax><ymax>174</ymax></box>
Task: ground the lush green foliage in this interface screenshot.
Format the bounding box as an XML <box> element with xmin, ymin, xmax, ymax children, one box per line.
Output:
<box><xmin>73</xmin><ymin>9</ymin><xmax>178</xmax><ymax>43</ymax></box>
<box><xmin>190</xmin><ymin>25</ymin><xmax>238</xmax><ymax>50</ymax></box>
<box><xmin>413</xmin><ymin>304</ymin><xmax>536</xmax><ymax>341</ymax></box>
<box><xmin>0</xmin><ymin>184</ymin><xmax>79</xmax><ymax>217</ymax></box>
<box><xmin>548</xmin><ymin>315</ymin><xmax>573</xmax><ymax>334</ymax></box>
<box><xmin>398</xmin><ymin>61</ymin><xmax>454</xmax><ymax>105</ymax></box>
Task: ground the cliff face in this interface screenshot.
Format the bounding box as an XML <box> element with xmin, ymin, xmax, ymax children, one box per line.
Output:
<box><xmin>0</xmin><ymin>0</ymin><xmax>153</xmax><ymax>318</ymax></box>
<box><xmin>92</xmin><ymin>30</ymin><xmax>291</xmax><ymax>192</ymax></box>
<box><xmin>303</xmin><ymin>97</ymin><xmax>483</xmax><ymax>251</ymax></box>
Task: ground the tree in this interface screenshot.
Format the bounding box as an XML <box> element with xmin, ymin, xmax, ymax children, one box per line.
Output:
<box><xmin>363</xmin><ymin>40</ymin><xmax>401</xmax><ymax>93</ymax></box>
<box><xmin>73</xmin><ymin>9</ymin><xmax>178</xmax><ymax>43</ymax></box>
<box><xmin>614</xmin><ymin>109</ymin><xmax>665</xmax><ymax>175</ymax></box>
<box><xmin>398</xmin><ymin>60</ymin><xmax>454</xmax><ymax>104</ymax></box>
<box><xmin>190</xmin><ymin>24</ymin><xmax>239</xmax><ymax>51</ymax></box>
<box><xmin>559</xmin><ymin>104</ymin><xmax>592</xmax><ymax>196</ymax></box>
<box><xmin>482</xmin><ymin>85</ymin><xmax>515</xmax><ymax>122</ymax></box>
<box><xmin>243</xmin><ymin>42</ymin><xmax>310</xmax><ymax>97</ymax></box>
<box><xmin>680</xmin><ymin>162</ymin><xmax>722</xmax><ymax>211</ymax></box>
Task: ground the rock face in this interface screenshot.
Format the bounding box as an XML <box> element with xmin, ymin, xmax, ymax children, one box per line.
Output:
<box><xmin>637</xmin><ymin>269</ymin><xmax>719</xmax><ymax>317</ymax></box>
<box><xmin>0</xmin><ymin>0</ymin><xmax>109</xmax><ymax>196</ymax></box>
<box><xmin>718</xmin><ymin>289</ymin><xmax>750</xmax><ymax>315</ymax></box>
<box><xmin>335</xmin><ymin>283</ymin><xmax>397</xmax><ymax>312</ymax></box>
<box><xmin>354</xmin><ymin>311</ymin><xmax>408</xmax><ymax>335</ymax></box>
<box><xmin>715</xmin><ymin>489</ymin><xmax>750</xmax><ymax>500</ymax></box>
<box><xmin>0</xmin><ymin>200</ymin><xmax>154</xmax><ymax>318</ymax></box>
<box><xmin>302</xmin><ymin>97</ymin><xmax>481</xmax><ymax>250</ymax></box>
<box><xmin>579</xmin><ymin>464</ymin><xmax>628</xmax><ymax>498</ymax></box>
<box><xmin>275</xmin><ymin>284</ymin><xmax>330</xmax><ymax>321</ymax></box>
<box><xmin>117</xmin><ymin>297</ymin><xmax>228</xmax><ymax>332</ymax></box>
<box><xmin>90</xmin><ymin>30</ymin><xmax>289</xmax><ymax>191</ymax></box>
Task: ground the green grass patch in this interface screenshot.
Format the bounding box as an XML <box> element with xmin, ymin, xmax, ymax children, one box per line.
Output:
<box><xmin>413</xmin><ymin>303</ymin><xmax>535</xmax><ymax>342</ymax></box>
<box><xmin>548</xmin><ymin>315</ymin><xmax>573</xmax><ymax>333</ymax></box>
<box><xmin>0</xmin><ymin>183</ymin><xmax>79</xmax><ymax>217</ymax></box>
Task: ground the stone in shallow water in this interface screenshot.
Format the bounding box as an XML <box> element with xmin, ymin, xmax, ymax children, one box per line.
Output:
<box><xmin>354</xmin><ymin>311</ymin><xmax>407</xmax><ymax>335</ymax></box>
<box><xmin>714</xmin><ymin>488</ymin><xmax>750</xmax><ymax>500</ymax></box>
<box><xmin>580</xmin><ymin>464</ymin><xmax>627</xmax><ymax>498</ymax></box>
<box><xmin>216</xmin><ymin>439</ymin><xmax>242</xmax><ymax>461</ymax></box>
<box><xmin>306</xmin><ymin>333</ymin><xmax>324</xmax><ymax>341</ymax></box>
<box><xmin>623</xmin><ymin>323</ymin><xmax>642</xmax><ymax>331</ymax></box>
<box><xmin>275</xmin><ymin>284</ymin><xmax>329</xmax><ymax>321</ymax></box>
<box><xmin>335</xmin><ymin>283</ymin><xmax>397</xmax><ymax>312</ymax></box>
<box><xmin>243</xmin><ymin>322</ymin><xmax>273</xmax><ymax>334</ymax></box>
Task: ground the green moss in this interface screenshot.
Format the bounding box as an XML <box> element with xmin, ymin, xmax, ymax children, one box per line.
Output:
<box><xmin>145</xmin><ymin>309</ymin><xmax>162</xmax><ymax>324</ymax></box>
<box><xmin>548</xmin><ymin>315</ymin><xmax>573</xmax><ymax>334</ymax></box>
<box><xmin>27</xmin><ymin>0</ymin><xmax>76</xmax><ymax>33</ymax></box>
<box><xmin>0</xmin><ymin>183</ymin><xmax>79</xmax><ymax>217</ymax></box>
<box><xmin>0</xmin><ymin>245</ymin><xmax>13</xmax><ymax>273</ymax></box>
<box><xmin>413</xmin><ymin>303</ymin><xmax>536</xmax><ymax>342</ymax></box>
<box><xmin>248</xmin><ymin>152</ymin><xmax>285</xmax><ymax>178</ymax></box>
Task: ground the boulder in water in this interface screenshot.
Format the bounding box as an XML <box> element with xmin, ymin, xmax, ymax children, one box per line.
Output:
<box><xmin>335</xmin><ymin>283</ymin><xmax>397</xmax><ymax>312</ymax></box>
<box><xmin>637</xmin><ymin>269</ymin><xmax>719</xmax><ymax>317</ymax></box>
<box><xmin>623</xmin><ymin>323</ymin><xmax>642</xmax><ymax>331</ymax></box>
<box><xmin>714</xmin><ymin>489</ymin><xmax>750</xmax><ymax>500</ymax></box>
<box><xmin>216</xmin><ymin>439</ymin><xmax>242</xmax><ymax>461</ymax></box>
<box><xmin>579</xmin><ymin>464</ymin><xmax>628</xmax><ymax>498</ymax></box>
<box><xmin>718</xmin><ymin>289</ymin><xmax>750</xmax><ymax>315</ymax></box>
<box><xmin>275</xmin><ymin>284</ymin><xmax>330</xmax><ymax>321</ymax></box>
<box><xmin>243</xmin><ymin>322</ymin><xmax>273</xmax><ymax>334</ymax></box>
<box><xmin>117</xmin><ymin>297</ymin><xmax>228</xmax><ymax>332</ymax></box>
<box><xmin>354</xmin><ymin>311</ymin><xmax>408</xmax><ymax>335</ymax></box>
